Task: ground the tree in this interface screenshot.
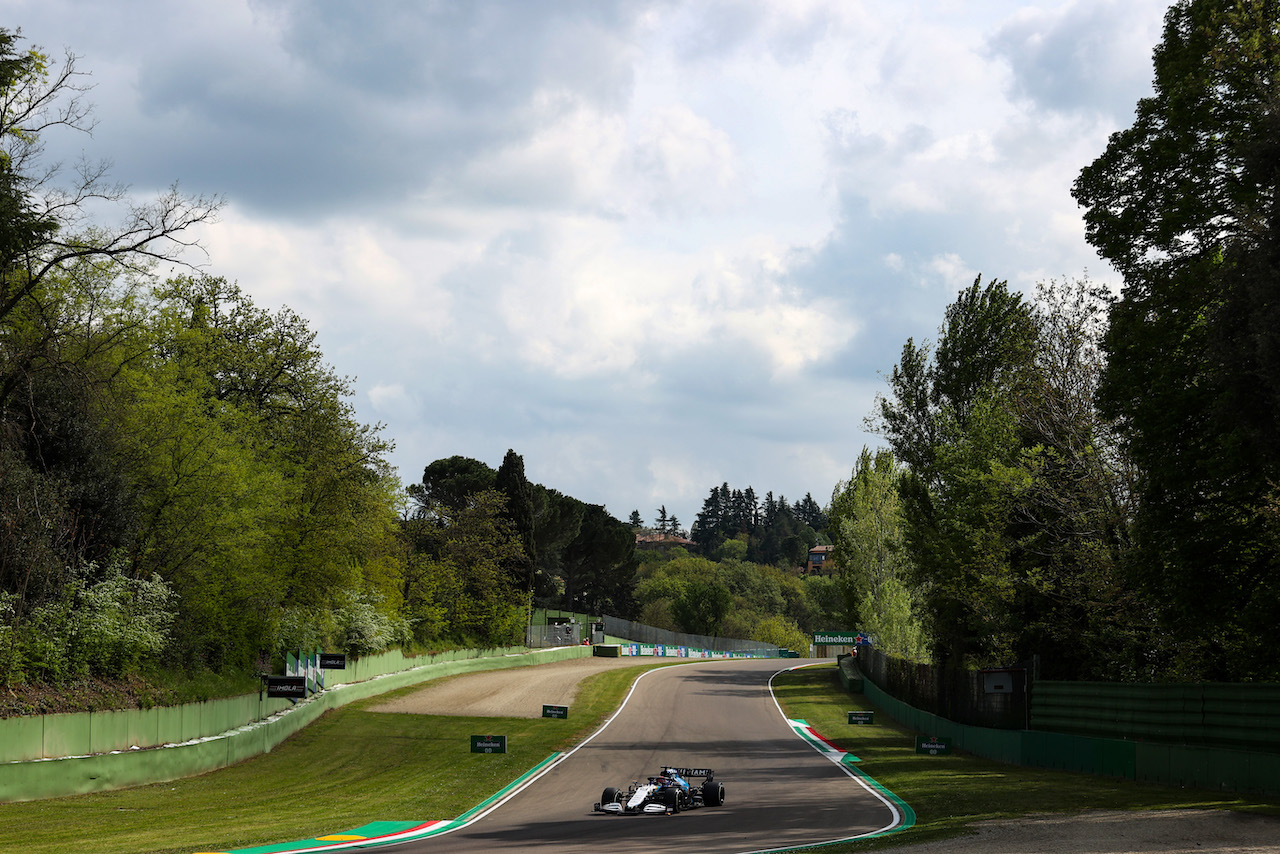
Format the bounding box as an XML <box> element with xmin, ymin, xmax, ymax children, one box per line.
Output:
<box><xmin>411</xmin><ymin>456</ymin><xmax>496</xmax><ymax>519</ymax></box>
<box><xmin>494</xmin><ymin>449</ymin><xmax>536</xmax><ymax>596</ymax></box>
<box><xmin>671</xmin><ymin>575</ymin><xmax>732</xmax><ymax>636</ymax></box>
<box><xmin>1072</xmin><ymin>0</ymin><xmax>1280</xmax><ymax>679</ymax></box>
<box><xmin>654</xmin><ymin>505</ymin><xmax>669</xmax><ymax>536</ymax></box>
<box><xmin>750</xmin><ymin>614</ymin><xmax>809</xmax><ymax>656</ymax></box>
<box><xmin>828</xmin><ymin>447</ymin><xmax>929</xmax><ymax>660</ymax></box>
<box><xmin>749</xmin><ymin>499</ymin><xmax>815</xmax><ymax>568</ymax></box>
<box><xmin>872</xmin><ymin>276</ymin><xmax>1039</xmax><ymax>668</ymax></box>
<box><xmin>0</xmin><ymin>31</ymin><xmax>218</xmax><ymax>344</ymax></box>
<box><xmin>402</xmin><ymin>489</ymin><xmax>526</xmax><ymax>646</ymax></box>
<box><xmin>690</xmin><ymin>487</ymin><xmax>725</xmax><ymax>553</ymax></box>
<box><xmin>1011</xmin><ymin>279</ymin><xmax>1150</xmax><ymax>679</ymax></box>
<box><xmin>560</xmin><ymin>504</ymin><xmax>636</xmax><ymax>616</ymax></box>
<box><xmin>129</xmin><ymin>276</ymin><xmax>403</xmax><ymax>667</ymax></box>
<box><xmin>872</xmin><ymin>276</ymin><xmax>1158</xmax><ymax>677</ymax></box>
<box><xmin>793</xmin><ymin>492</ymin><xmax>827</xmax><ymax>531</ymax></box>
<box><xmin>628</xmin><ymin>509</ymin><xmax>644</xmax><ymax>529</ymax></box>
<box><xmin>0</xmin><ymin>32</ymin><xmax>223</xmax><ymax>677</ymax></box>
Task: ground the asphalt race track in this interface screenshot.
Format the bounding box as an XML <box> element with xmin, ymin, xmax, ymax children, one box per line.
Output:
<box><xmin>391</xmin><ymin>658</ymin><xmax>898</xmax><ymax>853</ymax></box>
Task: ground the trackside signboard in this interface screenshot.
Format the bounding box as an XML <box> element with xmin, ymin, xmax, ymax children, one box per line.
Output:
<box><xmin>916</xmin><ymin>735</ymin><xmax>952</xmax><ymax>755</ymax></box>
<box><xmin>265</xmin><ymin>676</ymin><xmax>306</xmax><ymax>699</ymax></box>
<box><xmin>471</xmin><ymin>735</ymin><xmax>507</xmax><ymax>754</ymax></box>
<box><xmin>542</xmin><ymin>704</ymin><xmax>568</xmax><ymax>719</ymax></box>
<box><xmin>847</xmin><ymin>711</ymin><xmax>875</xmax><ymax>725</ymax></box>
<box><xmin>813</xmin><ymin>632</ymin><xmax>859</xmax><ymax>645</ymax></box>
<box><xmin>318</xmin><ymin>652</ymin><xmax>346</xmax><ymax>670</ymax></box>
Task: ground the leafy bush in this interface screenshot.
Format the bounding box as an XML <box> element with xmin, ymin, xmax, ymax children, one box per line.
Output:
<box><xmin>751</xmin><ymin>614</ymin><xmax>810</xmax><ymax>656</ymax></box>
<box><xmin>334</xmin><ymin>592</ymin><xmax>411</xmax><ymax>656</ymax></box>
<box><xmin>73</xmin><ymin>561</ymin><xmax>176</xmax><ymax>677</ymax></box>
<box><xmin>1</xmin><ymin>559</ymin><xmax>176</xmax><ymax>683</ymax></box>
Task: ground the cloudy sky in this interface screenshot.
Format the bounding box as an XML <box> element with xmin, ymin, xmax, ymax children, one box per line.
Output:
<box><xmin>6</xmin><ymin>0</ymin><xmax>1170</xmax><ymax>527</ymax></box>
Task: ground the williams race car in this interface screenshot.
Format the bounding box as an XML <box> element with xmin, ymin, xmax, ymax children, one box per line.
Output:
<box><xmin>594</xmin><ymin>767</ymin><xmax>725</xmax><ymax>815</ymax></box>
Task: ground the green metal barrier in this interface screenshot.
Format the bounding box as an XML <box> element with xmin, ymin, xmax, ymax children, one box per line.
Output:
<box><xmin>0</xmin><ymin>646</ymin><xmax>531</xmax><ymax>767</ymax></box>
<box><xmin>0</xmin><ymin>645</ymin><xmax>592</xmax><ymax>802</ymax></box>
<box><xmin>0</xmin><ymin>717</ymin><xmax>43</xmax><ymax>762</ymax></box>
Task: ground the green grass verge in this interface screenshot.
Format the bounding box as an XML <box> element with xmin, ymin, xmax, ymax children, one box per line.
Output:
<box><xmin>770</xmin><ymin>663</ymin><xmax>1280</xmax><ymax>851</ymax></box>
<box><xmin>0</xmin><ymin>661</ymin><xmax>674</xmax><ymax>854</ymax></box>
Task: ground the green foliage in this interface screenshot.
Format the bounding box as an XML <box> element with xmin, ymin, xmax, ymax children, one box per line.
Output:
<box><xmin>749</xmin><ymin>614</ymin><xmax>809</xmax><ymax>655</ymax></box>
<box><xmin>872</xmin><ymin>277</ymin><xmax>1141</xmax><ymax>677</ymax></box>
<box><xmin>407</xmin><ymin>489</ymin><xmax>528</xmax><ymax>646</ymax></box>
<box><xmin>333</xmin><ymin>592</ymin><xmax>412</xmax><ymax>656</ymax></box>
<box><xmin>0</xmin><ymin>266</ymin><xmax>406</xmax><ymax>682</ymax></box>
<box><xmin>410</xmin><ymin>456</ymin><xmax>496</xmax><ymax>516</ymax></box>
<box><xmin>714</xmin><ymin>536</ymin><xmax>748</xmax><ymax>562</ymax></box>
<box><xmin>690</xmin><ymin>483</ymin><xmax>823</xmax><ymax>566</ymax></box>
<box><xmin>406</xmin><ymin>452</ymin><xmax>639</xmax><ymax>633</ymax></box>
<box><xmin>828</xmin><ymin>447</ymin><xmax>929</xmax><ymax>660</ymax></box>
<box><xmin>633</xmin><ymin>548</ymin><xmax>835</xmax><ymax>642</ymax></box>
<box><xmin>1</xmin><ymin>559</ymin><xmax>175</xmax><ymax>683</ymax></box>
<box><xmin>874</xmin><ymin>277</ymin><xmax>1037</xmax><ymax>667</ymax></box>
<box><xmin>670</xmin><ymin>575</ymin><xmax>732</xmax><ymax>636</ymax></box>
<box><xmin>1072</xmin><ymin>0</ymin><xmax>1280</xmax><ymax>680</ymax></box>
<box><xmin>798</xmin><ymin>575</ymin><xmax>845</xmax><ymax>633</ymax></box>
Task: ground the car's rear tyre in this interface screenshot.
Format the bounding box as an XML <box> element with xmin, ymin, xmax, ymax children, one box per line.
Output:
<box><xmin>701</xmin><ymin>780</ymin><xmax>725</xmax><ymax>806</ymax></box>
<box><xmin>602</xmin><ymin>786</ymin><xmax>619</xmax><ymax>806</ymax></box>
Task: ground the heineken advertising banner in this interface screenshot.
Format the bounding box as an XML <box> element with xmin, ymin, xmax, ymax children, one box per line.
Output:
<box><xmin>916</xmin><ymin>735</ymin><xmax>952</xmax><ymax>755</ymax></box>
<box><xmin>813</xmin><ymin>631</ymin><xmax>860</xmax><ymax>645</ymax></box>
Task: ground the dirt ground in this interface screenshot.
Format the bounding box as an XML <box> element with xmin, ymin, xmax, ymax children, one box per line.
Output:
<box><xmin>364</xmin><ymin>654</ymin><xmax>646</xmax><ymax>718</ymax></box>
<box><xmin>367</xmin><ymin>658</ymin><xmax>1280</xmax><ymax>853</ymax></box>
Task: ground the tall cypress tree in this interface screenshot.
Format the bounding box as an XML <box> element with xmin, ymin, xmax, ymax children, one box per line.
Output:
<box><xmin>495</xmin><ymin>449</ymin><xmax>536</xmax><ymax>597</ymax></box>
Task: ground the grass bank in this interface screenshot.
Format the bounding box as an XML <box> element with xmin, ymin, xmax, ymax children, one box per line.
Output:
<box><xmin>0</xmin><ymin>661</ymin><xmax>674</xmax><ymax>854</ymax></box>
<box><xmin>770</xmin><ymin>663</ymin><xmax>1280</xmax><ymax>851</ymax></box>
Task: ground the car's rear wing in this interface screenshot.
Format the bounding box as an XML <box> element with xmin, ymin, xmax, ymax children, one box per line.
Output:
<box><xmin>664</xmin><ymin>767</ymin><xmax>713</xmax><ymax>778</ymax></box>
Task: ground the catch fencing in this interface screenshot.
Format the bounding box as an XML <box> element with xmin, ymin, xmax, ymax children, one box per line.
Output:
<box><xmin>526</xmin><ymin>623</ymin><xmax>582</xmax><ymax>647</ymax></box>
<box><xmin>526</xmin><ymin>607</ymin><xmax>779</xmax><ymax>655</ymax></box>
<box><xmin>857</xmin><ymin>646</ymin><xmax>1029</xmax><ymax>729</ymax></box>
<box><xmin>602</xmin><ymin>615</ymin><xmax>778</xmax><ymax>655</ymax></box>
<box><xmin>1031</xmin><ymin>680</ymin><xmax>1280</xmax><ymax>754</ymax></box>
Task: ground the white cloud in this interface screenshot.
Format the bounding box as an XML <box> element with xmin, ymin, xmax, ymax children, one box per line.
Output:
<box><xmin>629</xmin><ymin>104</ymin><xmax>742</xmax><ymax>216</ymax></box>
<box><xmin>367</xmin><ymin>383</ymin><xmax>410</xmax><ymax>415</ymax></box>
<box><xmin>6</xmin><ymin>0</ymin><xmax>1173</xmax><ymax>526</ymax></box>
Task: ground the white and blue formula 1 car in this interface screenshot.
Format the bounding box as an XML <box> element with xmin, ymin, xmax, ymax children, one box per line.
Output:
<box><xmin>594</xmin><ymin>767</ymin><xmax>725</xmax><ymax>815</ymax></box>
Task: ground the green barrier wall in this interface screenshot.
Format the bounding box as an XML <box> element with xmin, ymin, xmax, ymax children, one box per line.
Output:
<box><xmin>0</xmin><ymin>646</ymin><xmax>530</xmax><ymax>766</ymax></box>
<box><xmin>0</xmin><ymin>645</ymin><xmax>591</xmax><ymax>803</ymax></box>
<box><xmin>846</xmin><ymin>658</ymin><xmax>1280</xmax><ymax>796</ymax></box>
<box><xmin>1032</xmin><ymin>681</ymin><xmax>1280</xmax><ymax>753</ymax></box>
<box><xmin>836</xmin><ymin>655</ymin><xmax>863</xmax><ymax>693</ymax></box>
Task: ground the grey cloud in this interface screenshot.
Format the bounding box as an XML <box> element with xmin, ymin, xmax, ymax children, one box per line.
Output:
<box><xmin>989</xmin><ymin>0</ymin><xmax>1160</xmax><ymax>121</ymax></box>
<box><xmin>32</xmin><ymin>0</ymin><xmax>651</xmax><ymax>220</ymax></box>
<box><xmin>673</xmin><ymin>0</ymin><xmax>835</xmax><ymax>66</ymax></box>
